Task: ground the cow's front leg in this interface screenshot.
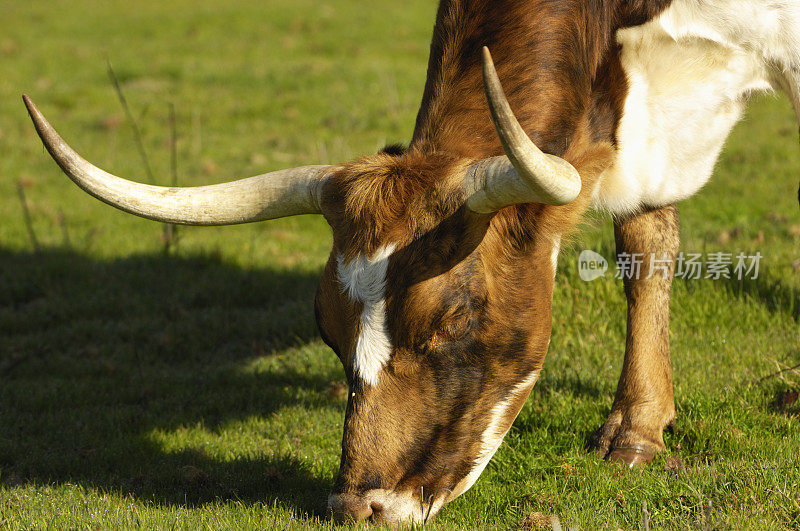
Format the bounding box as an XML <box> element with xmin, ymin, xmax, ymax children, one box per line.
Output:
<box><xmin>591</xmin><ymin>205</ymin><xmax>680</xmax><ymax>467</ymax></box>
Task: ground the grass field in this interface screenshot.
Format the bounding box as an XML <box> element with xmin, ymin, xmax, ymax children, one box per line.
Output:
<box><xmin>2</xmin><ymin>0</ymin><xmax>799</xmax><ymax>528</ymax></box>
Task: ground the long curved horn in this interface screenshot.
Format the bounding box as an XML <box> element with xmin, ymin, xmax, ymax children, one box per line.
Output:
<box><xmin>465</xmin><ymin>47</ymin><xmax>581</xmax><ymax>213</ymax></box>
<box><xmin>23</xmin><ymin>95</ymin><xmax>333</xmax><ymax>226</ymax></box>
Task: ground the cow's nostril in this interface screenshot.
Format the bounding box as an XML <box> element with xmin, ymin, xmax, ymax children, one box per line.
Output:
<box><xmin>354</xmin><ymin>503</ymin><xmax>373</xmax><ymax>522</ymax></box>
<box><xmin>328</xmin><ymin>494</ymin><xmax>373</xmax><ymax>522</ymax></box>
<box><xmin>368</xmin><ymin>500</ymin><xmax>385</xmax><ymax>521</ymax></box>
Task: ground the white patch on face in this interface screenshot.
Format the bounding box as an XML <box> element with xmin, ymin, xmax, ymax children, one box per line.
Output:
<box><xmin>596</xmin><ymin>0</ymin><xmax>797</xmax><ymax>216</ymax></box>
<box><xmin>336</xmin><ymin>244</ymin><xmax>396</xmax><ymax>386</ymax></box>
<box><xmin>449</xmin><ymin>370</ymin><xmax>541</xmax><ymax>500</ymax></box>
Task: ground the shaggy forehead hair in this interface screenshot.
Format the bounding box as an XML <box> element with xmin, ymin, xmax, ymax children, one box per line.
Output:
<box><xmin>322</xmin><ymin>151</ymin><xmax>468</xmax><ymax>259</ymax></box>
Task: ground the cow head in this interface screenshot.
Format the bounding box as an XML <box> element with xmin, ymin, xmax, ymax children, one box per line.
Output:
<box><xmin>23</xmin><ymin>49</ymin><xmax>599</xmax><ymax>524</ymax></box>
<box><xmin>316</xmin><ymin>152</ymin><xmax>559</xmax><ymax>523</ymax></box>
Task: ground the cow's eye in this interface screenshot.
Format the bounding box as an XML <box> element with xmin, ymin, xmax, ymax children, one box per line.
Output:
<box><xmin>429</xmin><ymin>329</ymin><xmax>446</xmax><ymax>350</ymax></box>
<box><xmin>428</xmin><ymin>315</ymin><xmax>469</xmax><ymax>349</ymax></box>
<box><xmin>421</xmin><ymin>327</ymin><xmax>453</xmax><ymax>352</ymax></box>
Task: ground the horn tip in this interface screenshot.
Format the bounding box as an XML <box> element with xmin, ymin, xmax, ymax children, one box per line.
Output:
<box><xmin>22</xmin><ymin>94</ymin><xmax>37</xmax><ymax>117</ymax></box>
<box><xmin>481</xmin><ymin>46</ymin><xmax>492</xmax><ymax>63</ymax></box>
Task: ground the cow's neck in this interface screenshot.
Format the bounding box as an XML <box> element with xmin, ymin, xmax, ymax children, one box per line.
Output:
<box><xmin>409</xmin><ymin>0</ymin><xmax>674</xmax><ymax>162</ymax></box>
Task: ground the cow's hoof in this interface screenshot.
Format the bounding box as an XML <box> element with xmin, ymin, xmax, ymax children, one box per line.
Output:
<box><xmin>605</xmin><ymin>444</ymin><xmax>657</xmax><ymax>468</ymax></box>
<box><xmin>587</xmin><ymin>419</ymin><xmax>618</xmax><ymax>458</ymax></box>
<box><xmin>588</xmin><ymin>417</ymin><xmax>664</xmax><ymax>467</ymax></box>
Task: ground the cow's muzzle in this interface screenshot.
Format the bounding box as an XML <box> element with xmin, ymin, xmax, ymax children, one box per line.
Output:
<box><xmin>327</xmin><ymin>489</ymin><xmax>445</xmax><ymax>524</ymax></box>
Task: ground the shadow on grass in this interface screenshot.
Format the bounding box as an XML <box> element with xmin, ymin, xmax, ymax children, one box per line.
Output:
<box><xmin>0</xmin><ymin>247</ymin><xmax>340</xmax><ymax>517</ymax></box>
<box><xmin>536</xmin><ymin>371</ymin><xmax>609</xmax><ymax>401</ymax></box>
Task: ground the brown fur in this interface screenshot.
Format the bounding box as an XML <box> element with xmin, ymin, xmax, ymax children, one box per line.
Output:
<box><xmin>591</xmin><ymin>205</ymin><xmax>680</xmax><ymax>464</ymax></box>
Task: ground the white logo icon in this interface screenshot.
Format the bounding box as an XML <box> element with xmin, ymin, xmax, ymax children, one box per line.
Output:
<box><xmin>578</xmin><ymin>250</ymin><xmax>608</xmax><ymax>282</ymax></box>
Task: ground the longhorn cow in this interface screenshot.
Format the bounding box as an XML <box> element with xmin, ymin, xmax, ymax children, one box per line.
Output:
<box><xmin>23</xmin><ymin>0</ymin><xmax>800</xmax><ymax>524</ymax></box>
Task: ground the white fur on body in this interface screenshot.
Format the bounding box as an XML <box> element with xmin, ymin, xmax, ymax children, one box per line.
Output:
<box><xmin>597</xmin><ymin>0</ymin><xmax>800</xmax><ymax>216</ymax></box>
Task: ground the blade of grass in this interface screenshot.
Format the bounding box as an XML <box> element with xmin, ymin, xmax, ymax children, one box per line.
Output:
<box><xmin>106</xmin><ymin>59</ymin><xmax>155</xmax><ymax>185</ymax></box>
<box><xmin>163</xmin><ymin>102</ymin><xmax>179</xmax><ymax>254</ymax></box>
<box><xmin>16</xmin><ymin>181</ymin><xmax>40</xmax><ymax>252</ymax></box>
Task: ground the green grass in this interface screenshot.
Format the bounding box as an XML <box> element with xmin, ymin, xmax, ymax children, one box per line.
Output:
<box><xmin>1</xmin><ymin>0</ymin><xmax>799</xmax><ymax>528</ymax></box>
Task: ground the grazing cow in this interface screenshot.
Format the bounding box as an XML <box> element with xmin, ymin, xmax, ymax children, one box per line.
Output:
<box><xmin>23</xmin><ymin>0</ymin><xmax>800</xmax><ymax>524</ymax></box>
